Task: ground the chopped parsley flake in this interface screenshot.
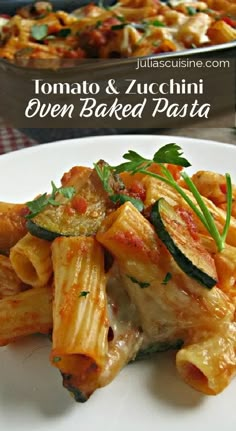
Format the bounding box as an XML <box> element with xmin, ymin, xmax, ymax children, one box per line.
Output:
<box><xmin>31</xmin><ymin>24</ymin><xmax>48</xmax><ymax>41</ymax></box>
<box><xmin>127</xmin><ymin>275</ymin><xmax>150</xmax><ymax>289</ymax></box>
<box><xmin>187</xmin><ymin>6</ymin><xmax>197</xmax><ymax>16</ymax></box>
<box><xmin>162</xmin><ymin>272</ymin><xmax>172</xmax><ymax>285</ymax></box>
<box><xmin>79</xmin><ymin>291</ymin><xmax>90</xmax><ymax>297</ymax></box>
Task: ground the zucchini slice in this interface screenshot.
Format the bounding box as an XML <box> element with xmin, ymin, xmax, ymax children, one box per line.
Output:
<box><xmin>150</xmin><ymin>198</ymin><xmax>217</xmax><ymax>289</ymax></box>
<box><xmin>134</xmin><ymin>339</ymin><xmax>184</xmax><ymax>361</ymax></box>
<box><xmin>27</xmin><ymin>163</ymin><xmax>121</xmax><ymax>241</ymax></box>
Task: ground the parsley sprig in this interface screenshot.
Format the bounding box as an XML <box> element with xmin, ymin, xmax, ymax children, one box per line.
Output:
<box><xmin>26</xmin><ymin>181</ymin><xmax>75</xmax><ymax>219</ymax></box>
<box><xmin>113</xmin><ymin>144</ymin><xmax>232</xmax><ymax>252</ymax></box>
<box><xmin>94</xmin><ymin>163</ymin><xmax>113</xmax><ymax>195</ymax></box>
<box><xmin>115</xmin><ymin>144</ymin><xmax>190</xmax><ymax>174</ymax></box>
<box><xmin>94</xmin><ymin>163</ymin><xmax>144</xmax><ymax>212</ymax></box>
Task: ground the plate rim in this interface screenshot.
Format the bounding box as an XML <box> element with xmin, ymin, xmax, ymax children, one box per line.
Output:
<box><xmin>0</xmin><ymin>134</ymin><xmax>235</xmax><ymax>162</ymax></box>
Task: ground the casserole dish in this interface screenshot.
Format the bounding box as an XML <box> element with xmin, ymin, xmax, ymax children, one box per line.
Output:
<box><xmin>0</xmin><ymin>0</ymin><xmax>235</xmax><ymax>66</ymax></box>
<box><xmin>0</xmin><ymin>0</ymin><xmax>234</xmax><ymax>133</ymax></box>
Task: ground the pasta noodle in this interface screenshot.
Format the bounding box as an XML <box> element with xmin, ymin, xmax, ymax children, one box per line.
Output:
<box><xmin>51</xmin><ymin>236</ymin><xmax>109</xmax><ymax>369</ymax></box>
<box><xmin>191</xmin><ymin>170</ymin><xmax>236</xmax><ymax>217</ymax></box>
<box><xmin>207</xmin><ymin>19</ymin><xmax>236</xmax><ymax>43</ymax></box>
<box><xmin>10</xmin><ymin>233</ymin><xmax>52</xmax><ymax>287</ymax></box>
<box><xmin>0</xmin><ymin>286</ymin><xmax>52</xmax><ymax>346</ymax></box>
<box><xmin>50</xmin><ymin>236</ymin><xmax>109</xmax><ymax>399</ymax></box>
<box><xmin>0</xmin><ymin>202</ymin><xmax>28</xmax><ymax>251</ymax></box>
<box><xmin>0</xmin><ymin>255</ymin><xmax>25</xmax><ymax>299</ymax></box>
<box><xmin>200</xmin><ymin>235</ymin><xmax>236</xmax><ymax>303</ymax></box>
<box><xmin>176</xmin><ymin>324</ymin><xmax>236</xmax><ymax>395</ymax></box>
<box><xmin>178</xmin><ymin>12</ymin><xmax>212</xmax><ymax>47</ymax></box>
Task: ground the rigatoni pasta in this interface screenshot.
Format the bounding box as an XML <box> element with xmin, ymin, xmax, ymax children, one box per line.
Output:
<box><xmin>97</xmin><ymin>201</ymin><xmax>161</xmax><ymax>278</ymax></box>
<box><xmin>178</xmin><ymin>12</ymin><xmax>212</xmax><ymax>47</ymax></box>
<box><xmin>176</xmin><ymin>324</ymin><xmax>236</xmax><ymax>395</ymax></box>
<box><xmin>0</xmin><ymin>202</ymin><xmax>28</xmax><ymax>251</ymax></box>
<box><xmin>51</xmin><ymin>236</ymin><xmax>109</xmax><ymax>369</ymax></box>
<box><xmin>207</xmin><ymin>19</ymin><xmax>236</xmax><ymax>43</ymax></box>
<box><xmin>10</xmin><ymin>233</ymin><xmax>52</xmax><ymax>287</ymax></box>
<box><xmin>200</xmin><ymin>235</ymin><xmax>236</xmax><ymax>304</ymax></box>
<box><xmin>50</xmin><ymin>236</ymin><xmax>109</xmax><ymax>399</ymax></box>
<box><xmin>0</xmin><ymin>255</ymin><xmax>25</xmax><ymax>299</ymax></box>
<box><xmin>0</xmin><ymin>286</ymin><xmax>52</xmax><ymax>346</ymax></box>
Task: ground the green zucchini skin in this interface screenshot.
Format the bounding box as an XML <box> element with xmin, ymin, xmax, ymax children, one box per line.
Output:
<box><xmin>150</xmin><ymin>199</ymin><xmax>217</xmax><ymax>289</ymax></box>
<box><xmin>134</xmin><ymin>339</ymin><xmax>184</xmax><ymax>361</ymax></box>
<box><xmin>0</xmin><ymin>249</ymin><xmax>9</xmax><ymax>256</ymax></box>
<box><xmin>26</xmin><ymin>220</ymin><xmax>63</xmax><ymax>241</ymax></box>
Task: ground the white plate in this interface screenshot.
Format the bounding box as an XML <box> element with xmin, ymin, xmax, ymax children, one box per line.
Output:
<box><xmin>0</xmin><ymin>135</ymin><xmax>236</xmax><ymax>431</ymax></box>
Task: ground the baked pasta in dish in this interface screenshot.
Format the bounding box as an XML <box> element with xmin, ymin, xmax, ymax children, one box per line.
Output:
<box><xmin>0</xmin><ymin>143</ymin><xmax>236</xmax><ymax>401</ymax></box>
<box><xmin>0</xmin><ymin>0</ymin><xmax>235</xmax><ymax>62</ymax></box>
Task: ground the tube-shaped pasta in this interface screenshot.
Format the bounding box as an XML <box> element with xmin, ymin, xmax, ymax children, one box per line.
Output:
<box><xmin>191</xmin><ymin>170</ymin><xmax>236</xmax><ymax>218</ymax></box>
<box><xmin>60</xmin><ymin>166</ymin><xmax>92</xmax><ymax>188</ymax></box>
<box><xmin>176</xmin><ymin>324</ymin><xmax>236</xmax><ymax>395</ymax></box>
<box><xmin>51</xmin><ymin>237</ymin><xmax>109</xmax><ymax>370</ymax></box>
<box><xmin>0</xmin><ymin>254</ymin><xmax>25</xmax><ymax>298</ymax></box>
<box><xmin>200</xmin><ymin>235</ymin><xmax>236</xmax><ymax>303</ymax></box>
<box><xmin>0</xmin><ymin>286</ymin><xmax>53</xmax><ymax>346</ymax></box>
<box><xmin>112</xmin><ymin>6</ymin><xmax>159</xmax><ymax>21</ymax></box>
<box><xmin>10</xmin><ymin>233</ymin><xmax>52</xmax><ymax>287</ymax></box>
<box><xmin>60</xmin><ymin>260</ymin><xmax>142</xmax><ymax>401</ymax></box>
<box><xmin>207</xmin><ymin>20</ymin><xmax>236</xmax><ymax>44</ymax></box>
<box><xmin>97</xmin><ymin>201</ymin><xmax>161</xmax><ymax>280</ymax></box>
<box><xmin>0</xmin><ymin>202</ymin><xmax>28</xmax><ymax>251</ymax></box>
<box><xmin>143</xmin><ymin>176</ymin><xmax>236</xmax><ymax>247</ymax></box>
<box><xmin>61</xmin><ymin>321</ymin><xmax>142</xmax><ymax>401</ymax></box>
<box><xmin>177</xmin><ymin>13</ymin><xmax>211</xmax><ymax>47</ymax></box>
<box><xmin>206</xmin><ymin>0</ymin><xmax>234</xmax><ymax>13</ymax></box>
<box><xmin>191</xmin><ymin>170</ymin><xmax>236</xmax><ymax>207</ymax></box>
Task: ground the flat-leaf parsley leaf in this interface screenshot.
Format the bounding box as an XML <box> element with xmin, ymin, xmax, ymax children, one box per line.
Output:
<box><xmin>31</xmin><ymin>24</ymin><xmax>48</xmax><ymax>40</ymax></box>
<box><xmin>26</xmin><ymin>182</ymin><xmax>75</xmax><ymax>219</ymax></box>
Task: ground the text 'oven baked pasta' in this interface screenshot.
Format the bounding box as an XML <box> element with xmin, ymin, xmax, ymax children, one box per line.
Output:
<box><xmin>0</xmin><ymin>0</ymin><xmax>235</xmax><ymax>63</ymax></box>
<box><xmin>1</xmin><ymin>143</ymin><xmax>236</xmax><ymax>401</ymax></box>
